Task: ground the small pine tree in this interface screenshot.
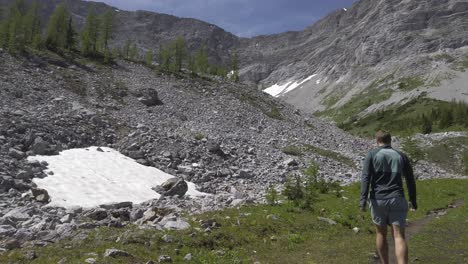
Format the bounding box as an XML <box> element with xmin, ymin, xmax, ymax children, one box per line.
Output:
<box><xmin>80</xmin><ymin>7</ymin><xmax>99</xmax><ymax>56</ymax></box>
<box><xmin>438</xmin><ymin>108</ymin><xmax>454</xmax><ymax>129</ymax></box>
<box><xmin>65</xmin><ymin>17</ymin><xmax>76</xmax><ymax>51</ymax></box>
<box><xmin>195</xmin><ymin>42</ymin><xmax>208</xmax><ymax>74</ymax></box>
<box><xmin>265</xmin><ymin>184</ymin><xmax>279</xmax><ymax>205</ymax></box>
<box><xmin>145</xmin><ymin>50</ymin><xmax>153</xmax><ymax>66</ymax></box>
<box><xmin>282</xmin><ymin>175</ymin><xmax>304</xmax><ymax>206</ymax></box>
<box><xmin>158</xmin><ymin>44</ymin><xmax>172</xmax><ymax>71</ymax></box>
<box><xmin>172</xmin><ymin>36</ymin><xmax>186</xmax><ymax>72</ymax></box>
<box><xmin>23</xmin><ymin>0</ymin><xmax>41</xmax><ymax>45</ymax></box>
<box><xmin>229</xmin><ymin>52</ymin><xmax>240</xmax><ymax>82</ymax></box>
<box><xmin>402</xmin><ymin>137</ymin><xmax>423</xmax><ymax>164</ymax></box>
<box><xmin>129</xmin><ymin>43</ymin><xmax>138</xmax><ymax>61</ymax></box>
<box><xmin>97</xmin><ymin>10</ymin><xmax>113</xmax><ymax>52</ymax></box>
<box><xmin>421</xmin><ymin>114</ymin><xmax>432</xmax><ymax>134</ymax></box>
<box><xmin>123</xmin><ymin>40</ymin><xmax>131</xmax><ymax>59</ymax></box>
<box><xmin>187</xmin><ymin>54</ymin><xmax>196</xmax><ymax>76</ymax></box>
<box><xmin>111</xmin><ymin>46</ymin><xmax>120</xmax><ymax>59</ymax></box>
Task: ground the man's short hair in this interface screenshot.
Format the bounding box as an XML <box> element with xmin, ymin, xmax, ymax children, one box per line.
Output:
<box><xmin>376</xmin><ymin>130</ymin><xmax>392</xmax><ymax>144</ymax></box>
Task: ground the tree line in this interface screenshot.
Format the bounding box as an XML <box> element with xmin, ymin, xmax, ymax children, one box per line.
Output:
<box><xmin>419</xmin><ymin>100</ymin><xmax>468</xmax><ymax>134</ymax></box>
<box><xmin>0</xmin><ymin>0</ymin><xmax>240</xmax><ymax>81</ymax></box>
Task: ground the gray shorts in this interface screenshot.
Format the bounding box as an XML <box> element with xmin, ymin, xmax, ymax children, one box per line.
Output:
<box><xmin>369</xmin><ymin>197</ymin><xmax>408</xmax><ymax>227</ymax></box>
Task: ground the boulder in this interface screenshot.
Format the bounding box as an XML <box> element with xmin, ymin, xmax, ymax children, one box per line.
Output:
<box><xmin>31</xmin><ymin>188</ymin><xmax>50</xmax><ymax>203</ymax></box>
<box><xmin>163</xmin><ymin>219</ymin><xmax>190</xmax><ymax>231</ymax></box>
<box><xmin>104</xmin><ymin>248</ymin><xmax>132</xmax><ymax>258</ymax></box>
<box><xmin>153</xmin><ymin>178</ymin><xmax>188</xmax><ymax>197</ymax></box>
<box><xmin>31</xmin><ymin>137</ymin><xmax>49</xmax><ymax>155</ymax></box>
<box><xmin>137</xmin><ymin>89</ymin><xmax>163</xmax><ymax>107</ymax></box>
<box><xmin>85</xmin><ymin>208</ymin><xmax>108</xmax><ymax>221</ymax></box>
<box><xmin>8</xmin><ymin>148</ymin><xmax>26</xmax><ymax>160</ymax></box>
<box><xmin>158</xmin><ymin>255</ymin><xmax>172</xmax><ymax>263</ymax></box>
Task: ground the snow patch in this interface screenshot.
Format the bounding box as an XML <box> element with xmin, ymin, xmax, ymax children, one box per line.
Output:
<box><xmin>343</xmin><ymin>8</ymin><xmax>348</xmax><ymax>11</ymax></box>
<box><xmin>263</xmin><ymin>74</ymin><xmax>317</xmax><ymax>97</ymax></box>
<box><xmin>28</xmin><ymin>147</ymin><xmax>206</xmax><ymax>208</ymax></box>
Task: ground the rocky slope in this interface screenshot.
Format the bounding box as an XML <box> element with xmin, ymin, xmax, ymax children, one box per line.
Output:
<box><xmin>0</xmin><ymin>50</ymin><xmax>374</xmax><ymax>248</ymax></box>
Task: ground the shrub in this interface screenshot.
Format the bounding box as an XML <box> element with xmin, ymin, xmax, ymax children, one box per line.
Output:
<box><xmin>402</xmin><ymin>137</ymin><xmax>424</xmax><ymax>164</ymax></box>
<box><xmin>194</xmin><ymin>133</ymin><xmax>205</xmax><ymax>140</ymax></box>
<box><xmin>281</xmin><ymin>145</ymin><xmax>303</xmax><ymax>156</ymax></box>
<box><xmin>265</xmin><ymin>184</ymin><xmax>279</xmax><ymax>205</ymax></box>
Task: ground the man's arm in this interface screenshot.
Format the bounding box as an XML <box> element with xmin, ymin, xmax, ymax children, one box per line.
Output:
<box><xmin>360</xmin><ymin>152</ymin><xmax>373</xmax><ymax>209</ymax></box>
<box><xmin>403</xmin><ymin>154</ymin><xmax>417</xmax><ymax>210</ymax></box>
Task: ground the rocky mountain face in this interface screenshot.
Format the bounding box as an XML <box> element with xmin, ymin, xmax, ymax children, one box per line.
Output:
<box><xmin>3</xmin><ymin>0</ymin><xmax>468</xmax><ymax>115</ymax></box>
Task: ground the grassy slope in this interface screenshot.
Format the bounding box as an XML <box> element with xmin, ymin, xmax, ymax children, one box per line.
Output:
<box><xmin>2</xmin><ymin>179</ymin><xmax>467</xmax><ymax>264</ymax></box>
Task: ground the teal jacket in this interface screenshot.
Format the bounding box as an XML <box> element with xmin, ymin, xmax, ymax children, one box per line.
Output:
<box><xmin>360</xmin><ymin>145</ymin><xmax>417</xmax><ymax>209</ymax></box>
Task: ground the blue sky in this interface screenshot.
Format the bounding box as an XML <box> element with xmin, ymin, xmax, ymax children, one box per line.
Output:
<box><xmin>94</xmin><ymin>0</ymin><xmax>358</xmax><ymax>37</ymax></box>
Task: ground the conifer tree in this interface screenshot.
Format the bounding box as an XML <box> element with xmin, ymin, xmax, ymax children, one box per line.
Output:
<box><xmin>45</xmin><ymin>3</ymin><xmax>70</xmax><ymax>50</ymax></box>
<box><xmin>80</xmin><ymin>8</ymin><xmax>99</xmax><ymax>56</ymax></box>
<box><xmin>123</xmin><ymin>40</ymin><xmax>131</xmax><ymax>59</ymax></box>
<box><xmin>97</xmin><ymin>10</ymin><xmax>113</xmax><ymax>52</ymax></box>
<box><xmin>172</xmin><ymin>37</ymin><xmax>186</xmax><ymax>72</ymax></box>
<box><xmin>129</xmin><ymin>43</ymin><xmax>138</xmax><ymax>61</ymax></box>
<box><xmin>64</xmin><ymin>17</ymin><xmax>76</xmax><ymax>51</ymax></box>
<box><xmin>229</xmin><ymin>52</ymin><xmax>240</xmax><ymax>82</ymax></box>
<box><xmin>421</xmin><ymin>114</ymin><xmax>432</xmax><ymax>134</ymax></box>
<box><xmin>145</xmin><ymin>50</ymin><xmax>153</xmax><ymax>66</ymax></box>
<box><xmin>187</xmin><ymin>54</ymin><xmax>196</xmax><ymax>76</ymax></box>
<box><xmin>195</xmin><ymin>42</ymin><xmax>208</xmax><ymax>74</ymax></box>
<box><xmin>23</xmin><ymin>0</ymin><xmax>41</xmax><ymax>44</ymax></box>
<box><xmin>7</xmin><ymin>2</ymin><xmax>25</xmax><ymax>52</ymax></box>
<box><xmin>158</xmin><ymin>44</ymin><xmax>172</xmax><ymax>71</ymax></box>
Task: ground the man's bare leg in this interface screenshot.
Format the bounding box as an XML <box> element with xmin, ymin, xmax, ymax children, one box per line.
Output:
<box><xmin>392</xmin><ymin>224</ymin><xmax>408</xmax><ymax>264</ymax></box>
<box><xmin>375</xmin><ymin>225</ymin><xmax>389</xmax><ymax>264</ymax></box>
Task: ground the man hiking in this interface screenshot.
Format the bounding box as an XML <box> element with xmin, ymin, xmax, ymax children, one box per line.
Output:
<box><xmin>360</xmin><ymin>130</ymin><xmax>417</xmax><ymax>264</ymax></box>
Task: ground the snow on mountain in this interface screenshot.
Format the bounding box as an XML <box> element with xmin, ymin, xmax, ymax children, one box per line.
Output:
<box><xmin>263</xmin><ymin>74</ymin><xmax>317</xmax><ymax>97</ymax></box>
<box><xmin>28</xmin><ymin>147</ymin><xmax>206</xmax><ymax>208</ymax></box>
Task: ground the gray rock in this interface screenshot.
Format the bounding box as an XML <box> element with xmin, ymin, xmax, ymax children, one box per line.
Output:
<box><xmin>104</xmin><ymin>248</ymin><xmax>132</xmax><ymax>258</ymax></box>
<box><xmin>137</xmin><ymin>89</ymin><xmax>163</xmax><ymax>107</ymax></box>
<box><xmin>184</xmin><ymin>253</ymin><xmax>192</xmax><ymax>261</ymax></box>
<box><xmin>283</xmin><ymin>158</ymin><xmax>298</xmax><ymax>167</ymax></box>
<box><xmin>31</xmin><ymin>137</ymin><xmax>49</xmax><ymax>155</ymax></box>
<box><xmin>153</xmin><ymin>178</ymin><xmax>188</xmax><ymax>197</ymax></box>
<box><xmin>100</xmin><ymin>202</ymin><xmax>133</xmax><ymax>210</ymax></box>
<box><xmin>238</xmin><ymin>169</ymin><xmax>253</xmax><ymax>178</ymax></box>
<box><xmin>85</xmin><ymin>258</ymin><xmax>97</xmax><ymax>264</ymax></box>
<box><xmin>317</xmin><ymin>217</ymin><xmax>337</xmax><ymax>226</ymax></box>
<box><xmin>31</xmin><ymin>188</ymin><xmax>50</xmax><ymax>203</ymax></box>
<box><xmin>8</xmin><ymin>148</ymin><xmax>26</xmax><ymax>159</ymax></box>
<box><xmin>163</xmin><ymin>219</ymin><xmax>190</xmax><ymax>231</ymax></box>
<box><xmin>158</xmin><ymin>255</ymin><xmax>172</xmax><ymax>263</ymax></box>
<box><xmin>85</xmin><ymin>209</ymin><xmax>108</xmax><ymax>221</ymax></box>
<box><xmin>0</xmin><ymin>225</ymin><xmax>17</xmax><ymax>236</ymax></box>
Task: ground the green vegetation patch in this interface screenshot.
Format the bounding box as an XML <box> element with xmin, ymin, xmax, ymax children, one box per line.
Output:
<box><xmin>317</xmin><ymin>75</ymin><xmax>396</xmax><ymax>124</ymax></box>
<box><xmin>397</xmin><ymin>76</ymin><xmax>425</xmax><ymax>91</ymax></box>
<box><xmin>234</xmin><ymin>91</ymin><xmax>283</xmax><ymax>120</ymax></box>
<box><xmin>2</xmin><ymin>179</ymin><xmax>467</xmax><ymax>264</ymax></box>
<box><xmin>338</xmin><ymin>97</ymin><xmax>468</xmax><ymax>138</ymax></box>
<box><xmin>304</xmin><ymin>145</ymin><xmax>356</xmax><ymax>168</ymax></box>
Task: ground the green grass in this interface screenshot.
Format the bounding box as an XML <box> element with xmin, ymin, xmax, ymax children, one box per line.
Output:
<box><xmin>422</xmin><ymin>137</ymin><xmax>468</xmax><ymax>176</ymax></box>
<box><xmin>304</xmin><ymin>145</ymin><xmax>356</xmax><ymax>168</ymax></box>
<box><xmin>281</xmin><ymin>145</ymin><xmax>303</xmax><ymax>156</ymax></box>
<box><xmin>397</xmin><ymin>76</ymin><xmax>425</xmax><ymax>91</ymax></box>
<box><xmin>2</xmin><ymin>179</ymin><xmax>467</xmax><ymax>264</ymax></box>
<box><xmin>411</xmin><ymin>199</ymin><xmax>468</xmax><ymax>263</ymax></box>
<box><xmin>236</xmin><ymin>92</ymin><xmax>283</xmax><ymax>120</ymax></box>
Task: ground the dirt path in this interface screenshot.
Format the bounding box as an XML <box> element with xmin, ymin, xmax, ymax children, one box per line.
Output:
<box><xmin>371</xmin><ymin>199</ymin><xmax>464</xmax><ymax>264</ymax></box>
